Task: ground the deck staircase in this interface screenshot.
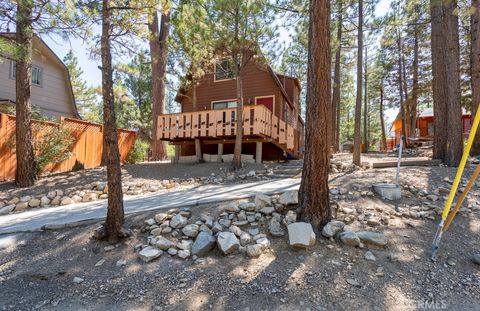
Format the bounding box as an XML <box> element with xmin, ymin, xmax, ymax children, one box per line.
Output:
<box><xmin>261</xmin><ymin>160</ymin><xmax>303</xmax><ymax>179</ymax></box>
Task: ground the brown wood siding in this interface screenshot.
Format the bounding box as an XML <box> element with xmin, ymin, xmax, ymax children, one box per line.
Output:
<box><xmin>180</xmin><ymin>61</ymin><xmax>286</xmax><ymax>120</ymax></box>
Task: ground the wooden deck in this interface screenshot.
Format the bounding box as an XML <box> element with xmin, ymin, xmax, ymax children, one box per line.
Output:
<box><xmin>157</xmin><ymin>105</ymin><xmax>299</xmax><ymax>154</ymax></box>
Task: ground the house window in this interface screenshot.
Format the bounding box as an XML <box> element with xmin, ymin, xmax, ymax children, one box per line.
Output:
<box><xmin>10</xmin><ymin>61</ymin><xmax>43</xmax><ymax>86</ymax></box>
<box><xmin>212</xmin><ymin>101</ymin><xmax>237</xmax><ymax>110</ymax></box>
<box><xmin>214</xmin><ymin>58</ymin><xmax>235</xmax><ymax>81</ymax></box>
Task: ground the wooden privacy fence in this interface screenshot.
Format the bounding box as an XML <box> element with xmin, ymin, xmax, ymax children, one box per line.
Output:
<box><xmin>0</xmin><ymin>113</ymin><xmax>137</xmax><ymax>181</ymax></box>
<box><xmin>157</xmin><ymin>105</ymin><xmax>297</xmax><ymax>151</ymax></box>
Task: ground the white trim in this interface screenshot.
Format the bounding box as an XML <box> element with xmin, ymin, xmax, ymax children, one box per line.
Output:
<box><xmin>9</xmin><ymin>60</ymin><xmax>43</xmax><ymax>87</ymax></box>
<box><xmin>254</xmin><ymin>95</ymin><xmax>275</xmax><ymax>115</ymax></box>
<box><xmin>213</xmin><ymin>58</ymin><xmax>236</xmax><ymax>82</ymax></box>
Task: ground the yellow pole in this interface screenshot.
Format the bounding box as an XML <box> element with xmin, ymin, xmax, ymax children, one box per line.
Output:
<box><xmin>441</xmin><ymin>106</ymin><xmax>480</xmax><ymax>223</ymax></box>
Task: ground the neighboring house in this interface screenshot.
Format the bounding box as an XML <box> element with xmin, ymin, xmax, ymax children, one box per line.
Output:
<box><xmin>157</xmin><ymin>57</ymin><xmax>304</xmax><ymax>162</ymax></box>
<box><xmin>390</xmin><ymin>107</ymin><xmax>472</xmax><ymax>147</ymax></box>
<box><xmin>0</xmin><ymin>32</ymin><xmax>79</xmax><ymax>119</ymax></box>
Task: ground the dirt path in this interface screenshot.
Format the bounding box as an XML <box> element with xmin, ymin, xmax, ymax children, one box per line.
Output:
<box><xmin>1</xmin><ymin>163</ymin><xmax>480</xmax><ymax>311</ymax></box>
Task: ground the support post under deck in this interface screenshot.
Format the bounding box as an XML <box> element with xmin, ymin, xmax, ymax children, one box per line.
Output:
<box><xmin>173</xmin><ymin>145</ymin><xmax>180</xmax><ymax>163</ymax></box>
<box><xmin>217</xmin><ymin>143</ymin><xmax>224</xmax><ymax>162</ymax></box>
<box><xmin>256</xmin><ymin>142</ymin><xmax>263</xmax><ymax>164</ymax></box>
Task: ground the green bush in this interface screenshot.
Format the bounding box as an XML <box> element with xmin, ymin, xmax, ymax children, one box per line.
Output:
<box><xmin>125</xmin><ymin>139</ymin><xmax>149</xmax><ymax>164</ymax></box>
<box><xmin>35</xmin><ymin>126</ymin><xmax>75</xmax><ymax>174</ymax></box>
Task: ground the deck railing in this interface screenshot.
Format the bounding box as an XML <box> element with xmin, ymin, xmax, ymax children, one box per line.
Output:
<box><xmin>158</xmin><ymin>105</ymin><xmax>296</xmax><ymax>151</ymax></box>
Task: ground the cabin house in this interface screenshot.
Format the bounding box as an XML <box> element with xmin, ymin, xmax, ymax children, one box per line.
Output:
<box><xmin>0</xmin><ymin>33</ymin><xmax>79</xmax><ymax>119</ymax></box>
<box><xmin>390</xmin><ymin>107</ymin><xmax>472</xmax><ymax>147</ymax></box>
<box><xmin>157</xmin><ymin>57</ymin><xmax>304</xmax><ymax>163</ymax></box>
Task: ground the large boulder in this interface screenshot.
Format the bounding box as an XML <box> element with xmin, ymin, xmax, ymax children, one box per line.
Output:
<box><xmin>279</xmin><ymin>191</ymin><xmax>298</xmax><ymax>205</ymax></box>
<box><xmin>138</xmin><ymin>246</ymin><xmax>162</xmax><ymax>262</ymax></box>
<box><xmin>0</xmin><ymin>204</ymin><xmax>15</xmax><ymax>215</ymax></box>
<box><xmin>287</xmin><ymin>222</ymin><xmax>316</xmax><ymax>249</ymax></box>
<box><xmin>322</xmin><ymin>220</ymin><xmax>345</xmax><ymax>238</ymax></box>
<box><xmin>153</xmin><ymin>236</ymin><xmax>174</xmax><ymax>250</ymax></box>
<box><xmin>170</xmin><ymin>214</ymin><xmax>188</xmax><ymax>229</ymax></box>
<box><xmin>268</xmin><ymin>218</ymin><xmax>285</xmax><ymax>237</ymax></box>
<box><xmin>356</xmin><ymin>231</ymin><xmax>388</xmax><ymax>247</ymax></box>
<box><xmin>192</xmin><ymin>232</ymin><xmax>216</xmax><ymax>256</ymax></box>
<box><xmin>217</xmin><ymin>232</ymin><xmax>240</xmax><ymax>255</ymax></box>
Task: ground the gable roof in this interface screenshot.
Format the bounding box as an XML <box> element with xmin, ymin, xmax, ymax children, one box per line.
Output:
<box><xmin>0</xmin><ymin>32</ymin><xmax>81</xmax><ymax>119</ymax></box>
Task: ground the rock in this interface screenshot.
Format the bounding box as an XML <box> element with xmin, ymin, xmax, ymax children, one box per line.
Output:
<box><xmin>71</xmin><ymin>195</ymin><xmax>82</xmax><ymax>203</ymax></box>
<box><xmin>356</xmin><ymin>231</ymin><xmax>388</xmax><ymax>247</ymax></box>
<box><xmin>145</xmin><ymin>218</ymin><xmax>156</xmax><ymax>226</ymax></box>
<box><xmin>20</xmin><ymin>195</ymin><xmax>31</xmax><ymax>202</ymax></box>
<box><xmin>218</xmin><ymin>219</ymin><xmax>231</xmax><ymax>227</ymax></box>
<box><xmin>346</xmin><ymin>278</ymin><xmax>361</xmax><ymax>287</ymax></box>
<box><xmin>150</xmin><ymin>228</ymin><xmax>163</xmax><ymax>236</ymax></box>
<box><xmin>232</xmin><ymin>220</ymin><xmax>248</xmax><ymax>226</ymax></box>
<box><xmin>212</xmin><ymin>222</ymin><xmax>223</xmax><ymax>233</ymax></box>
<box><xmin>287</xmin><ymin>222</ymin><xmax>316</xmax><ymax>249</ymax></box>
<box><xmin>73</xmin><ymin>277</ymin><xmax>84</xmax><ymax>284</ymax></box>
<box><xmin>321</xmin><ymin>220</ymin><xmax>345</xmax><ymax>238</ymax></box>
<box><xmin>341</xmin><ymin>207</ymin><xmax>355</xmax><ymax>215</ymax></box>
<box><xmin>166</xmin><ymin>247</ymin><xmax>177</xmax><ymax>256</ymax></box>
<box><xmin>104</xmin><ymin>245</ymin><xmax>115</xmax><ymax>252</ymax></box>
<box><xmin>15</xmin><ymin>202</ymin><xmax>29</xmax><ymax>211</ymax></box>
<box><xmin>246</xmin><ymin>244</ymin><xmax>265</xmax><ymax>258</ymax></box>
<box><xmin>225</xmin><ymin>201</ymin><xmax>240</xmax><ymax>212</ymax></box>
<box><xmin>367</xmin><ymin>218</ymin><xmax>381</xmax><ymax>227</ymax></box>
<box><xmin>340</xmin><ymin>231</ymin><xmax>360</xmax><ymax>247</ymax></box>
<box><xmin>182</xmin><ymin>224</ymin><xmax>200</xmax><ymax>238</ymax></box>
<box><xmin>170</xmin><ymin>214</ymin><xmax>188</xmax><ymax>229</ymax></box>
<box><xmin>472</xmin><ymin>254</ymin><xmax>480</xmax><ymax>265</ymax></box>
<box><xmin>0</xmin><ymin>204</ymin><xmax>15</xmax><ymax>215</ymax></box>
<box><xmin>239</xmin><ymin>232</ymin><xmax>252</xmax><ymax>246</ymax></box>
<box><xmin>279</xmin><ymin>191</ymin><xmax>298</xmax><ymax>205</ymax></box>
<box><xmin>47</xmin><ymin>191</ymin><xmax>57</xmax><ymax>199</ymax></box>
<box><xmin>153</xmin><ymin>236</ymin><xmax>174</xmax><ymax>250</ymax></box>
<box><xmin>284</xmin><ymin>211</ymin><xmax>297</xmax><ymax>224</ymax></box>
<box><xmin>229</xmin><ymin>225</ymin><xmax>243</xmax><ymax>237</ymax></box>
<box><xmin>116</xmin><ymin>259</ymin><xmax>127</xmax><ymax>267</ymax></box>
<box><xmin>256</xmin><ymin>237</ymin><xmax>271</xmax><ymax>249</ymax></box>
<box><xmin>254</xmin><ymin>194</ymin><xmax>271</xmax><ymax>209</ymax></box>
<box><xmin>176</xmin><ymin>240</ymin><xmax>193</xmax><ymax>251</ymax></box>
<box><xmin>177</xmin><ymin>250</ymin><xmax>191</xmax><ymax>259</ymax></box>
<box><xmin>192</xmin><ymin>232</ymin><xmax>216</xmax><ymax>256</ymax></box>
<box><xmin>60</xmin><ymin>197</ymin><xmax>74</xmax><ymax>206</ymax></box>
<box><xmin>8</xmin><ymin>197</ymin><xmax>19</xmax><ymax>204</ymax></box>
<box><xmin>427</xmin><ymin>194</ymin><xmax>439</xmax><ymax>202</ymax></box>
<box><xmin>364</xmin><ymin>251</ymin><xmax>376</xmax><ymax>261</ymax></box>
<box><xmin>28</xmin><ymin>198</ymin><xmax>40</xmax><ymax>207</ymax></box>
<box><xmin>268</xmin><ymin>218</ymin><xmax>285</xmax><ymax>237</ymax></box>
<box><xmin>259</xmin><ymin>206</ymin><xmax>275</xmax><ymax>215</ymax></box>
<box><xmin>50</xmin><ymin>196</ymin><xmax>61</xmax><ymax>206</ymax></box>
<box><xmin>239</xmin><ymin>202</ymin><xmax>256</xmax><ymax>211</ymax></box>
<box><xmin>138</xmin><ymin>246</ymin><xmax>163</xmax><ymax>262</ymax></box>
<box><xmin>82</xmin><ymin>192</ymin><xmax>97</xmax><ymax>202</ymax></box>
<box><xmin>40</xmin><ymin>196</ymin><xmax>50</xmax><ymax>207</ymax></box>
<box><xmin>217</xmin><ymin>232</ymin><xmax>240</xmax><ymax>255</ymax></box>
<box><xmin>94</xmin><ymin>259</ymin><xmax>105</xmax><ymax>267</ymax></box>
<box><xmin>154</xmin><ymin>213</ymin><xmax>169</xmax><ymax>223</ymax></box>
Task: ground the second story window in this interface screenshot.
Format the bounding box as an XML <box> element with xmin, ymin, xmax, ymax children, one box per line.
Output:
<box><xmin>215</xmin><ymin>58</ymin><xmax>235</xmax><ymax>81</ymax></box>
<box><xmin>10</xmin><ymin>61</ymin><xmax>43</xmax><ymax>86</ymax></box>
<box><xmin>212</xmin><ymin>100</ymin><xmax>237</xmax><ymax>109</ymax></box>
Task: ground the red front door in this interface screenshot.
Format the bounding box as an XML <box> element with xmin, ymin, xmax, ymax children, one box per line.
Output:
<box><xmin>256</xmin><ymin>97</ymin><xmax>274</xmax><ymax>112</ymax></box>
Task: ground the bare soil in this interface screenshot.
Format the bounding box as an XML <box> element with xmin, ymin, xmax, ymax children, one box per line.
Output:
<box><xmin>1</xmin><ymin>158</ymin><xmax>480</xmax><ymax>311</ymax></box>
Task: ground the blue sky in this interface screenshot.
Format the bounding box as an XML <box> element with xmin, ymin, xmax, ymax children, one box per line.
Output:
<box><xmin>42</xmin><ymin>0</ymin><xmax>396</xmax><ymax>122</ymax></box>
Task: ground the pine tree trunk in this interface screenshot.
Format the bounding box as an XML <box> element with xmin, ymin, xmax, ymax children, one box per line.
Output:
<box><xmin>380</xmin><ymin>86</ymin><xmax>387</xmax><ymax>151</ymax></box>
<box><xmin>232</xmin><ymin>71</ymin><xmax>243</xmax><ymax>170</ymax></box>
<box><xmin>430</xmin><ymin>0</ymin><xmax>448</xmax><ymax>160</ymax></box>
<box><xmin>352</xmin><ymin>0</ymin><xmax>363</xmax><ymax>166</ymax></box>
<box><xmin>150</xmin><ymin>11</ymin><xmax>170</xmax><ymax>161</ymax></box>
<box><xmin>332</xmin><ymin>3</ymin><xmax>342</xmax><ymax>152</ymax></box>
<box><xmin>471</xmin><ymin>0</ymin><xmax>480</xmax><ymax>155</ymax></box>
<box><xmin>298</xmin><ymin>0</ymin><xmax>331</xmax><ymax>229</ymax></box>
<box><xmin>444</xmin><ymin>0</ymin><xmax>463</xmax><ymax>166</ymax></box>
<box><xmin>410</xmin><ymin>25</ymin><xmax>419</xmax><ymax>138</ymax></box>
<box><xmin>398</xmin><ymin>35</ymin><xmax>408</xmax><ymax>148</ymax></box>
<box><xmin>363</xmin><ymin>46</ymin><xmax>368</xmax><ymax>152</ymax></box>
<box><xmin>101</xmin><ymin>0</ymin><xmax>125</xmax><ymax>243</ymax></box>
<box><xmin>15</xmin><ymin>0</ymin><xmax>37</xmax><ymax>187</ymax></box>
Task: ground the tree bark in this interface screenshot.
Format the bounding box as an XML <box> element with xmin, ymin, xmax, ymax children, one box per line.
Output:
<box><xmin>150</xmin><ymin>10</ymin><xmax>170</xmax><ymax>160</ymax></box>
<box><xmin>410</xmin><ymin>24</ymin><xmax>419</xmax><ymax>139</ymax></box>
<box><xmin>430</xmin><ymin>0</ymin><xmax>448</xmax><ymax>160</ymax></box>
<box><xmin>398</xmin><ymin>33</ymin><xmax>408</xmax><ymax>148</ymax></box>
<box><xmin>352</xmin><ymin>0</ymin><xmax>363</xmax><ymax>165</ymax></box>
<box><xmin>380</xmin><ymin>85</ymin><xmax>387</xmax><ymax>151</ymax></box>
<box><xmin>363</xmin><ymin>46</ymin><xmax>368</xmax><ymax>152</ymax></box>
<box><xmin>298</xmin><ymin>0</ymin><xmax>331</xmax><ymax>229</ymax></box>
<box><xmin>332</xmin><ymin>3</ymin><xmax>342</xmax><ymax>152</ymax></box>
<box><xmin>444</xmin><ymin>0</ymin><xmax>463</xmax><ymax>166</ymax></box>
<box><xmin>471</xmin><ymin>0</ymin><xmax>480</xmax><ymax>155</ymax></box>
<box><xmin>232</xmin><ymin>70</ymin><xmax>243</xmax><ymax>170</ymax></box>
<box><xmin>101</xmin><ymin>0</ymin><xmax>125</xmax><ymax>243</ymax></box>
<box><xmin>15</xmin><ymin>0</ymin><xmax>37</xmax><ymax>187</ymax></box>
